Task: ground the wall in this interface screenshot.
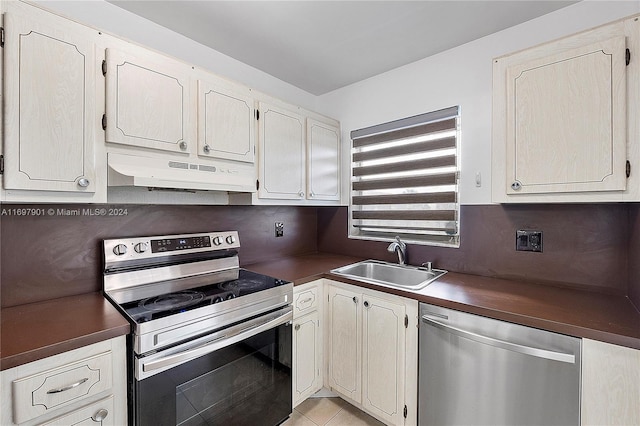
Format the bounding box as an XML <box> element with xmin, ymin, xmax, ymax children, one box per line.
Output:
<box><xmin>318</xmin><ymin>205</ymin><xmax>628</xmax><ymax>291</ymax></box>
<box><xmin>0</xmin><ymin>204</ymin><xmax>318</xmax><ymax>308</ymax></box>
<box><xmin>316</xmin><ymin>1</ymin><xmax>640</xmax><ymax>205</ymax></box>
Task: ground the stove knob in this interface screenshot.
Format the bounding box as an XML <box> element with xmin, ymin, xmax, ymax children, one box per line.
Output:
<box><xmin>225</xmin><ymin>293</ymin><xmax>235</xmax><ymax>300</ymax></box>
<box><xmin>213</xmin><ymin>296</ymin><xmax>223</xmax><ymax>304</ymax></box>
<box><xmin>134</xmin><ymin>242</ymin><xmax>149</xmax><ymax>253</ymax></box>
<box><xmin>226</xmin><ymin>235</ymin><xmax>236</xmax><ymax>245</ymax></box>
<box><xmin>113</xmin><ymin>244</ymin><xmax>128</xmax><ymax>256</ymax></box>
<box><xmin>212</xmin><ymin>236</ymin><xmax>222</xmax><ymax>246</ymax></box>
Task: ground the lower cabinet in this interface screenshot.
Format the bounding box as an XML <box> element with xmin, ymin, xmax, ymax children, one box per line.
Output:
<box><xmin>326</xmin><ymin>279</ymin><xmax>418</xmax><ymax>426</ymax></box>
<box><xmin>0</xmin><ymin>336</ymin><xmax>127</xmax><ymax>426</ymax></box>
<box><xmin>581</xmin><ymin>339</ymin><xmax>640</xmax><ymax>426</ymax></box>
<box><xmin>293</xmin><ymin>280</ymin><xmax>323</xmax><ymax>407</ymax></box>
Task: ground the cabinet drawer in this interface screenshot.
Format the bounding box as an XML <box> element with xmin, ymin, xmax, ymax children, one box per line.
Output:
<box><xmin>294</xmin><ymin>286</ymin><xmax>319</xmax><ymax>316</ymax></box>
<box><xmin>12</xmin><ymin>351</ymin><xmax>113</xmax><ymax>424</ymax></box>
<box><xmin>40</xmin><ymin>395</ymin><xmax>114</xmax><ymax>426</ymax></box>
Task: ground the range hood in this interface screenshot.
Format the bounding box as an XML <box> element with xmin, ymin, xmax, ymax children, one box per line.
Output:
<box><xmin>107</xmin><ymin>152</ymin><xmax>256</xmax><ymax>193</ymax></box>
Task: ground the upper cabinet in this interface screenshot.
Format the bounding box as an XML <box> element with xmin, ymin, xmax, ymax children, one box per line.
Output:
<box><xmin>104</xmin><ymin>47</ymin><xmax>195</xmax><ymax>154</ymax></box>
<box><xmin>307</xmin><ymin>119</ymin><xmax>340</xmax><ymax>201</ymax></box>
<box><xmin>1</xmin><ymin>1</ymin><xmax>341</xmax><ymax>204</ymax></box>
<box><xmin>229</xmin><ymin>101</ymin><xmax>341</xmax><ymax>205</ymax></box>
<box><xmin>258</xmin><ymin>102</ymin><xmax>306</xmax><ymax>200</ymax></box>
<box><xmin>197</xmin><ymin>79</ymin><xmax>255</xmax><ymax>163</ymax></box>
<box><xmin>2</xmin><ymin>3</ymin><xmax>105</xmax><ymax>202</ymax></box>
<box><xmin>492</xmin><ymin>15</ymin><xmax>640</xmax><ymax>203</ymax></box>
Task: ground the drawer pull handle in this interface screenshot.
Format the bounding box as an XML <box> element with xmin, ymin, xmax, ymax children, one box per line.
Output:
<box><xmin>301</xmin><ymin>298</ymin><xmax>312</xmax><ymax>303</ymax></box>
<box><xmin>46</xmin><ymin>377</ymin><xmax>89</xmax><ymax>394</ymax></box>
<box><xmin>92</xmin><ymin>408</ymin><xmax>109</xmax><ymax>422</ymax></box>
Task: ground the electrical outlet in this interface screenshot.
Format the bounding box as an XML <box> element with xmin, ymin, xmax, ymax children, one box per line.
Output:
<box><xmin>516</xmin><ymin>230</ymin><xmax>542</xmax><ymax>252</ymax></box>
<box><xmin>275</xmin><ymin>222</ymin><xmax>284</xmax><ymax>237</ymax></box>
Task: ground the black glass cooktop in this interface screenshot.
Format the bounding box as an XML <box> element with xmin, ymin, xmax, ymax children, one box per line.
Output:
<box><xmin>119</xmin><ymin>269</ymin><xmax>289</xmax><ymax>323</ymax></box>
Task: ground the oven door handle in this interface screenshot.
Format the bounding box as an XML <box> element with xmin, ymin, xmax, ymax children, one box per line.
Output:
<box><xmin>141</xmin><ymin>307</ymin><xmax>293</xmax><ymax>376</ymax></box>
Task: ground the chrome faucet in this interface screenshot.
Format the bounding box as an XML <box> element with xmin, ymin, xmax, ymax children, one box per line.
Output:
<box><xmin>387</xmin><ymin>236</ymin><xmax>407</xmax><ymax>265</ymax></box>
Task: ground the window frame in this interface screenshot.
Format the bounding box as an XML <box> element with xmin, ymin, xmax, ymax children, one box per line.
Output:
<box><xmin>348</xmin><ymin>106</ymin><xmax>461</xmax><ymax>248</ymax></box>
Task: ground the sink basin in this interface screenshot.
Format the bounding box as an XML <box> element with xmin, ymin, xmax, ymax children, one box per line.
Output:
<box><xmin>330</xmin><ymin>260</ymin><xmax>446</xmax><ymax>291</ymax></box>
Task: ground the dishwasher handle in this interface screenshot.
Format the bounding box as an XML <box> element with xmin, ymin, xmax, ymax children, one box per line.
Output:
<box><xmin>421</xmin><ymin>315</ymin><xmax>576</xmax><ymax>364</ymax></box>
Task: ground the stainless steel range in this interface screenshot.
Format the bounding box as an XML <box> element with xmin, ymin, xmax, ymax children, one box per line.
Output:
<box><xmin>103</xmin><ymin>231</ymin><xmax>293</xmax><ymax>426</ymax></box>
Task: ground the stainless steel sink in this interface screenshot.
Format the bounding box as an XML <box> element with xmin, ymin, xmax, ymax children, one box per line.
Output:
<box><xmin>330</xmin><ymin>260</ymin><xmax>446</xmax><ymax>290</ymax></box>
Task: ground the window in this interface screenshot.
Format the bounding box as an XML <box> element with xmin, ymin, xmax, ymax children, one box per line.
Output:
<box><xmin>349</xmin><ymin>106</ymin><xmax>460</xmax><ymax>247</ymax></box>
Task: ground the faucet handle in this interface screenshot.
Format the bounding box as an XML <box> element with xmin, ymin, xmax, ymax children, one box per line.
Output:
<box><xmin>421</xmin><ymin>262</ymin><xmax>433</xmax><ymax>272</ymax></box>
<box><xmin>394</xmin><ymin>236</ymin><xmax>406</xmax><ymax>248</ymax></box>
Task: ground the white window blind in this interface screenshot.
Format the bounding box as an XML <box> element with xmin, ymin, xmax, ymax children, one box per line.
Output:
<box><xmin>349</xmin><ymin>106</ymin><xmax>460</xmax><ymax>247</ymax></box>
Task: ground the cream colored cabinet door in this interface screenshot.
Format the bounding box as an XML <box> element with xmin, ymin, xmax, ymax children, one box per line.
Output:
<box><xmin>581</xmin><ymin>339</ymin><xmax>640</xmax><ymax>426</ymax></box>
<box><xmin>105</xmin><ymin>47</ymin><xmax>194</xmax><ymax>154</ymax></box>
<box><xmin>307</xmin><ymin>119</ymin><xmax>340</xmax><ymax>201</ymax></box>
<box><xmin>3</xmin><ymin>8</ymin><xmax>98</xmax><ymax>193</ymax></box>
<box><xmin>197</xmin><ymin>79</ymin><xmax>255</xmax><ymax>163</ymax></box>
<box><xmin>293</xmin><ymin>311</ymin><xmax>322</xmax><ymax>407</ymax></box>
<box><xmin>258</xmin><ymin>102</ymin><xmax>305</xmax><ymax>199</ymax></box>
<box><xmin>361</xmin><ymin>294</ymin><xmax>406</xmax><ymax>425</ymax></box>
<box><xmin>492</xmin><ymin>16</ymin><xmax>640</xmax><ymax>203</ymax></box>
<box><xmin>505</xmin><ymin>36</ymin><xmax>627</xmax><ymax>195</ymax></box>
<box><xmin>327</xmin><ymin>285</ymin><xmax>362</xmax><ymax>402</ymax></box>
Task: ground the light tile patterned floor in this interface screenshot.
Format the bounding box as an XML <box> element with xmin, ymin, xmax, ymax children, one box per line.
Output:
<box><xmin>282</xmin><ymin>397</ymin><xmax>385</xmax><ymax>426</ymax></box>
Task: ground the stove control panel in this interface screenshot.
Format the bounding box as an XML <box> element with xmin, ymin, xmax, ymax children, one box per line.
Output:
<box><xmin>104</xmin><ymin>231</ymin><xmax>240</xmax><ymax>265</ymax></box>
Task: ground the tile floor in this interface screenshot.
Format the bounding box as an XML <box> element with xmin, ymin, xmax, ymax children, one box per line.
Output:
<box><xmin>282</xmin><ymin>397</ymin><xmax>385</xmax><ymax>426</ymax></box>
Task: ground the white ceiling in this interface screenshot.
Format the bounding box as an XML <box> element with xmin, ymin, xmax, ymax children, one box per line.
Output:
<box><xmin>107</xmin><ymin>1</ymin><xmax>578</xmax><ymax>95</ymax></box>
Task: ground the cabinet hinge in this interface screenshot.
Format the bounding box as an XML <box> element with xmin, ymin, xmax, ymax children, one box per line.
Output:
<box><xmin>627</xmin><ymin>160</ymin><xmax>631</xmax><ymax>178</ymax></box>
<box><xmin>0</xmin><ymin>155</ymin><xmax>4</xmax><ymax>175</ymax></box>
<box><xmin>404</xmin><ymin>405</ymin><xmax>407</xmax><ymax>419</ymax></box>
<box><xmin>256</xmin><ymin>179</ymin><xmax>260</xmax><ymax>191</ymax></box>
<box><xmin>101</xmin><ymin>59</ymin><xmax>107</xmax><ymax>76</ymax></box>
<box><xmin>404</xmin><ymin>314</ymin><xmax>408</xmax><ymax>328</ymax></box>
<box><xmin>102</xmin><ymin>114</ymin><xmax>107</xmax><ymax>130</ymax></box>
<box><xmin>256</xmin><ymin>110</ymin><xmax>260</xmax><ymax>120</ymax></box>
<box><xmin>0</xmin><ymin>27</ymin><xmax>5</xmax><ymax>48</ymax></box>
<box><xmin>626</xmin><ymin>48</ymin><xmax>631</xmax><ymax>66</ymax></box>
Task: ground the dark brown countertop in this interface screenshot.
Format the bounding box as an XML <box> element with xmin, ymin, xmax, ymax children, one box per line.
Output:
<box><xmin>1</xmin><ymin>293</ymin><xmax>130</xmax><ymax>370</ymax></box>
<box><xmin>246</xmin><ymin>252</ymin><xmax>640</xmax><ymax>350</ymax></box>
<box><xmin>3</xmin><ymin>251</ymin><xmax>638</xmax><ymax>371</ymax></box>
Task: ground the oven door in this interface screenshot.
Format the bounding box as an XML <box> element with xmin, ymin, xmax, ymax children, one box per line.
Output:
<box><xmin>133</xmin><ymin>307</ymin><xmax>293</xmax><ymax>426</ymax></box>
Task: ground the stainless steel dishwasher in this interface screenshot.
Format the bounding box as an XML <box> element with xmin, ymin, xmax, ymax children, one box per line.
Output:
<box><xmin>419</xmin><ymin>303</ymin><xmax>581</xmax><ymax>426</ymax></box>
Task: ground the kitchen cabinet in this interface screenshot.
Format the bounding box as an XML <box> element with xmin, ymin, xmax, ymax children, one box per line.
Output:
<box><xmin>104</xmin><ymin>46</ymin><xmax>195</xmax><ymax>155</ymax></box>
<box><xmin>229</xmin><ymin>100</ymin><xmax>341</xmax><ymax>205</ymax></box>
<box><xmin>581</xmin><ymin>339</ymin><xmax>640</xmax><ymax>426</ymax></box>
<box><xmin>307</xmin><ymin>119</ymin><xmax>340</xmax><ymax>201</ymax></box>
<box><xmin>326</xmin><ymin>280</ymin><xmax>418</xmax><ymax>426</ymax></box>
<box><xmin>258</xmin><ymin>101</ymin><xmax>306</xmax><ymax>200</ymax></box>
<box><xmin>197</xmin><ymin>78</ymin><xmax>255</xmax><ymax>163</ymax></box>
<box><xmin>492</xmin><ymin>15</ymin><xmax>640</xmax><ymax>203</ymax></box>
<box><xmin>292</xmin><ymin>280</ymin><xmax>324</xmax><ymax>407</ymax></box>
<box><xmin>2</xmin><ymin>2</ymin><xmax>104</xmax><ymax>202</ymax></box>
<box><xmin>0</xmin><ymin>336</ymin><xmax>127</xmax><ymax>426</ymax></box>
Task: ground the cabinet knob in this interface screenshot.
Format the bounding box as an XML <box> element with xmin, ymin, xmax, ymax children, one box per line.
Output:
<box><xmin>364</xmin><ymin>301</ymin><xmax>369</xmax><ymax>308</ymax></box>
<box><xmin>295</xmin><ymin>324</ymin><xmax>300</xmax><ymax>331</ymax></box>
<box><xmin>92</xmin><ymin>409</ymin><xmax>109</xmax><ymax>422</ymax></box>
<box><xmin>511</xmin><ymin>181</ymin><xmax>522</xmax><ymax>191</ymax></box>
<box><xmin>309</xmin><ymin>192</ymin><xmax>315</xmax><ymax>198</ymax></box>
<box><xmin>179</xmin><ymin>141</ymin><xmax>188</xmax><ymax>151</ymax></box>
<box><xmin>77</xmin><ymin>177</ymin><xmax>90</xmax><ymax>188</ymax></box>
<box><xmin>298</xmin><ymin>191</ymin><xmax>305</xmax><ymax>198</ymax></box>
<box><xmin>352</xmin><ymin>296</ymin><xmax>357</xmax><ymax>304</ymax></box>
<box><xmin>203</xmin><ymin>144</ymin><xmax>211</xmax><ymax>154</ymax></box>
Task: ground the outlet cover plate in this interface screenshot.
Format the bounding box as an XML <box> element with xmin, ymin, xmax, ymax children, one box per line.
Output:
<box><xmin>516</xmin><ymin>230</ymin><xmax>542</xmax><ymax>252</ymax></box>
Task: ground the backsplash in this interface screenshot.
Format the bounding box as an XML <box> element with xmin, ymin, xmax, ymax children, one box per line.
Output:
<box><xmin>318</xmin><ymin>204</ymin><xmax>640</xmax><ymax>311</ymax></box>
<box><xmin>0</xmin><ymin>204</ymin><xmax>318</xmax><ymax>308</ymax></box>
<box><xmin>2</xmin><ymin>203</ymin><xmax>639</xmax><ymax>311</ymax></box>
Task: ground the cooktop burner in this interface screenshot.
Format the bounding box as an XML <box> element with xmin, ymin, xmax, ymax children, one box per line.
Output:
<box><xmin>140</xmin><ymin>290</ymin><xmax>205</xmax><ymax>312</ymax></box>
<box><xmin>119</xmin><ymin>269</ymin><xmax>289</xmax><ymax>323</ymax></box>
